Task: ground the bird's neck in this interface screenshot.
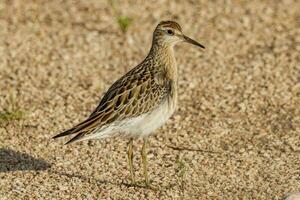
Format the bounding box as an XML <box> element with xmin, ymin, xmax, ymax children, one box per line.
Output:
<box><xmin>148</xmin><ymin>43</ymin><xmax>178</xmax><ymax>88</ymax></box>
<box><xmin>148</xmin><ymin>43</ymin><xmax>177</xmax><ymax>72</ymax></box>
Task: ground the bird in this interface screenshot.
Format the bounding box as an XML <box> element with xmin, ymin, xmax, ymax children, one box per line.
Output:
<box><xmin>53</xmin><ymin>20</ymin><xmax>205</xmax><ymax>187</ymax></box>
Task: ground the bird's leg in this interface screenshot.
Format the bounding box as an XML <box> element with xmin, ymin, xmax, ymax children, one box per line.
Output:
<box><xmin>141</xmin><ymin>138</ymin><xmax>150</xmax><ymax>186</ymax></box>
<box><xmin>127</xmin><ymin>138</ymin><xmax>135</xmax><ymax>184</ymax></box>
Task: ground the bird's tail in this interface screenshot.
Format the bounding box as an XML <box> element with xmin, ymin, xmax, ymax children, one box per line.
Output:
<box><xmin>52</xmin><ymin>127</ymin><xmax>77</xmax><ymax>139</ymax></box>
<box><xmin>53</xmin><ymin>127</ymin><xmax>93</xmax><ymax>145</ymax></box>
<box><xmin>52</xmin><ymin>116</ymin><xmax>100</xmax><ymax>144</ymax></box>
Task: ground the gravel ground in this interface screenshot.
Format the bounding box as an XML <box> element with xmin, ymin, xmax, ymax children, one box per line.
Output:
<box><xmin>1</xmin><ymin>0</ymin><xmax>300</xmax><ymax>199</ymax></box>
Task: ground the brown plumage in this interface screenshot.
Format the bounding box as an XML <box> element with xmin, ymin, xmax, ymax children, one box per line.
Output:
<box><xmin>54</xmin><ymin>59</ymin><xmax>170</xmax><ymax>144</ymax></box>
<box><xmin>158</xmin><ymin>20</ymin><xmax>182</xmax><ymax>32</ymax></box>
<box><xmin>53</xmin><ymin>20</ymin><xmax>204</xmax><ymax>186</ymax></box>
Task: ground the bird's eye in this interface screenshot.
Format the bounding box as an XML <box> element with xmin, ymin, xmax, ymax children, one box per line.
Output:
<box><xmin>167</xmin><ymin>29</ymin><xmax>174</xmax><ymax>35</ymax></box>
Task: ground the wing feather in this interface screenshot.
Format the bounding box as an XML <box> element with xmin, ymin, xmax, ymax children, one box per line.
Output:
<box><xmin>53</xmin><ymin>61</ymin><xmax>169</xmax><ymax>143</ymax></box>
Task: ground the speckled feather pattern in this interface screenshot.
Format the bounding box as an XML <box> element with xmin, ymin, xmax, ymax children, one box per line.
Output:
<box><xmin>54</xmin><ymin>21</ymin><xmax>180</xmax><ymax>143</ymax></box>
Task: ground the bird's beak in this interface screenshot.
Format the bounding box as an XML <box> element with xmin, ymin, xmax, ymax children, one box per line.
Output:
<box><xmin>183</xmin><ymin>35</ymin><xmax>205</xmax><ymax>49</ymax></box>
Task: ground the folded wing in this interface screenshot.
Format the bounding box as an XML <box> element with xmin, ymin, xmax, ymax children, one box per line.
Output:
<box><xmin>53</xmin><ymin>62</ymin><xmax>169</xmax><ymax>144</ymax></box>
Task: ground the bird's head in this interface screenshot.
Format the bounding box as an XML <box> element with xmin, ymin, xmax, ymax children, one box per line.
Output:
<box><xmin>153</xmin><ymin>20</ymin><xmax>205</xmax><ymax>49</ymax></box>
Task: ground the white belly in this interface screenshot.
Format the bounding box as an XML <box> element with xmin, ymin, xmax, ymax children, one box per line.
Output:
<box><xmin>76</xmin><ymin>99</ymin><xmax>176</xmax><ymax>142</ymax></box>
<box><xmin>119</xmin><ymin>99</ymin><xmax>176</xmax><ymax>138</ymax></box>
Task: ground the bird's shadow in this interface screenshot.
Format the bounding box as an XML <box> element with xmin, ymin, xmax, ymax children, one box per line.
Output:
<box><xmin>0</xmin><ymin>148</ymin><xmax>51</xmax><ymax>172</ymax></box>
<box><xmin>0</xmin><ymin>148</ymin><xmax>172</xmax><ymax>191</ymax></box>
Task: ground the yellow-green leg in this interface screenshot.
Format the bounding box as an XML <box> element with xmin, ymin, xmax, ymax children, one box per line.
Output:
<box><xmin>127</xmin><ymin>139</ymin><xmax>135</xmax><ymax>184</ymax></box>
<box><xmin>141</xmin><ymin>138</ymin><xmax>150</xmax><ymax>186</ymax></box>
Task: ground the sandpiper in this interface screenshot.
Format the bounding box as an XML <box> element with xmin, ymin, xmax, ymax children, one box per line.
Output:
<box><xmin>53</xmin><ymin>20</ymin><xmax>204</xmax><ymax>186</ymax></box>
